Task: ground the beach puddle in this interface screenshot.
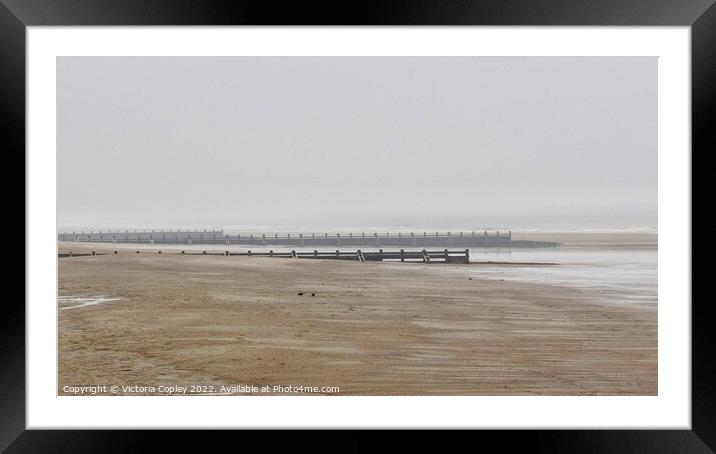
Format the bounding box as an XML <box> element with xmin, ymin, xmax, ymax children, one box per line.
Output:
<box><xmin>59</xmin><ymin>295</ymin><xmax>122</xmax><ymax>310</ymax></box>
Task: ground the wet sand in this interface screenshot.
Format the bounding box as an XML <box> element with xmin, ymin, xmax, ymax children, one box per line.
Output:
<box><xmin>58</xmin><ymin>242</ymin><xmax>657</xmax><ymax>395</ymax></box>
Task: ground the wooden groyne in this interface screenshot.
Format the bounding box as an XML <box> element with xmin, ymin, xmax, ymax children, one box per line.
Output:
<box><xmin>60</xmin><ymin>248</ymin><xmax>473</xmax><ymax>263</ymax></box>
<box><xmin>211</xmin><ymin>249</ymin><xmax>469</xmax><ymax>263</ymax></box>
<box><xmin>57</xmin><ymin>229</ymin><xmax>559</xmax><ymax>248</ymax></box>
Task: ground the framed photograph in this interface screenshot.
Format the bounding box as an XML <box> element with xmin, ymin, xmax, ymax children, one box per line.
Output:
<box><xmin>7</xmin><ymin>0</ymin><xmax>710</xmax><ymax>449</ymax></box>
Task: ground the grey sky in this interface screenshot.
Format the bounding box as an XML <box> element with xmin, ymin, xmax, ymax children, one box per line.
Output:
<box><xmin>57</xmin><ymin>57</ymin><xmax>656</xmax><ymax>231</ymax></box>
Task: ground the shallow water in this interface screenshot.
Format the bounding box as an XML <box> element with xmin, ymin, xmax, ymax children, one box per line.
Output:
<box><xmin>58</xmin><ymin>295</ymin><xmax>122</xmax><ymax>310</ymax></box>
<box><xmin>434</xmin><ymin>246</ymin><xmax>657</xmax><ymax>305</ymax></box>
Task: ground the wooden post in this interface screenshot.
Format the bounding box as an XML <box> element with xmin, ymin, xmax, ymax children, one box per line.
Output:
<box><xmin>336</xmin><ymin>250</ymin><xmax>340</xmax><ymax>257</ymax></box>
<box><xmin>400</xmin><ymin>249</ymin><xmax>405</xmax><ymax>262</ymax></box>
<box><xmin>444</xmin><ymin>248</ymin><xmax>448</xmax><ymax>261</ymax></box>
<box><xmin>379</xmin><ymin>249</ymin><xmax>383</xmax><ymax>261</ymax></box>
<box><xmin>270</xmin><ymin>250</ymin><xmax>273</xmax><ymax>257</ymax></box>
<box><xmin>465</xmin><ymin>249</ymin><xmax>470</xmax><ymax>264</ymax></box>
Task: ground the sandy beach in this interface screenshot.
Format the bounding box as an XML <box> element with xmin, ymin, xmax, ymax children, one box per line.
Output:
<box><xmin>58</xmin><ymin>241</ymin><xmax>657</xmax><ymax>396</ymax></box>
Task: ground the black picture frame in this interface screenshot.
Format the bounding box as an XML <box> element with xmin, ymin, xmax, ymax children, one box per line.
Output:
<box><xmin>4</xmin><ymin>0</ymin><xmax>710</xmax><ymax>450</ymax></box>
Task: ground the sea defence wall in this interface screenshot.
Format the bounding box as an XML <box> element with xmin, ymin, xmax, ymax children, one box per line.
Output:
<box><xmin>58</xmin><ymin>230</ymin><xmax>226</xmax><ymax>244</ymax></box>
<box><xmin>57</xmin><ymin>230</ymin><xmax>559</xmax><ymax>248</ymax></box>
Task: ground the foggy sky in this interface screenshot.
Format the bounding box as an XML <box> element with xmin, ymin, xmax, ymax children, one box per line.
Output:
<box><xmin>57</xmin><ymin>57</ymin><xmax>657</xmax><ymax>231</ymax></box>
